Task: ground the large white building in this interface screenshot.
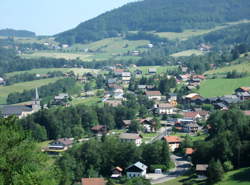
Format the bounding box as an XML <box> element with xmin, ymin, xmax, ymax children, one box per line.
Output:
<box><xmin>126</xmin><ymin>162</ymin><xmax>147</xmax><ymax>178</ymax></box>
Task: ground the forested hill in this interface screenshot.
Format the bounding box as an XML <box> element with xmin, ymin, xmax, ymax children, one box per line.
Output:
<box><xmin>0</xmin><ymin>28</ymin><xmax>36</xmax><ymax>37</ymax></box>
<box><xmin>55</xmin><ymin>0</ymin><xmax>250</xmax><ymax>44</ymax></box>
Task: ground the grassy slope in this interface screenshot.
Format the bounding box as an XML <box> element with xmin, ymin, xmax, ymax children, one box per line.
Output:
<box><xmin>129</xmin><ymin>65</ymin><xmax>178</xmax><ymax>75</ymax></box>
<box><xmin>197</xmin><ymin>76</ymin><xmax>250</xmax><ymax>98</ymax></box>
<box><xmin>154</xmin><ymin>20</ymin><xmax>250</xmax><ymax>40</ymax></box>
<box><xmin>21</xmin><ymin>37</ymin><xmax>149</xmax><ymax>61</ymax></box>
<box><xmin>0</xmin><ymin>77</ymin><xmax>61</xmax><ymax>104</ymax></box>
<box><xmin>171</xmin><ymin>50</ymin><xmax>204</xmax><ymax>57</ymax></box>
<box><xmin>205</xmin><ymin>56</ymin><xmax>250</xmax><ymax>75</ymax></box>
<box><xmin>5</xmin><ymin>68</ymin><xmax>100</xmax><ymax>77</ymax></box>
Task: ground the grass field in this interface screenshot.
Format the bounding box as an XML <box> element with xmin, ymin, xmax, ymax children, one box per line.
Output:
<box><xmin>21</xmin><ymin>51</ymin><xmax>93</xmax><ymax>61</ymax></box>
<box><xmin>130</xmin><ymin>65</ymin><xmax>178</xmax><ymax>75</ymax></box>
<box><xmin>5</xmin><ymin>68</ymin><xmax>101</xmax><ymax>77</ymax></box>
<box><xmin>0</xmin><ymin>77</ymin><xmax>61</xmax><ymax>104</ymax></box>
<box><xmin>21</xmin><ymin>37</ymin><xmax>148</xmax><ymax>61</ymax></box>
<box><xmin>171</xmin><ymin>50</ymin><xmax>204</xmax><ymax>57</ymax></box>
<box><xmin>197</xmin><ymin>76</ymin><xmax>250</xmax><ymax>98</ymax></box>
<box><xmin>71</xmin><ymin>96</ymin><xmax>103</xmax><ymax>106</ymax></box>
<box><xmin>205</xmin><ymin>57</ymin><xmax>250</xmax><ymax>76</ymax></box>
<box><xmin>153</xmin><ymin>20</ymin><xmax>250</xmax><ymax>40</ymax></box>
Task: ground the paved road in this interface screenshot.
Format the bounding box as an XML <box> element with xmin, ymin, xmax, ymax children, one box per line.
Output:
<box><xmin>149</xmin><ymin>127</ymin><xmax>171</xmax><ymax>143</ymax></box>
<box><xmin>150</xmin><ymin>154</ymin><xmax>191</xmax><ymax>184</ymax></box>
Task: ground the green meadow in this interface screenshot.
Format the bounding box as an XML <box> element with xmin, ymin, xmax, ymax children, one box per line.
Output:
<box><xmin>198</xmin><ymin>76</ymin><xmax>250</xmax><ymax>98</ymax></box>
<box><xmin>0</xmin><ymin>77</ymin><xmax>61</xmax><ymax>104</ymax></box>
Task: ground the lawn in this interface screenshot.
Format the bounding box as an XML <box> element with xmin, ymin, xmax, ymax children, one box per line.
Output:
<box><xmin>171</xmin><ymin>50</ymin><xmax>204</xmax><ymax>57</ymax></box>
<box><xmin>153</xmin><ymin>20</ymin><xmax>250</xmax><ymax>40</ymax></box>
<box><xmin>71</xmin><ymin>96</ymin><xmax>103</xmax><ymax>106</ymax></box>
<box><xmin>21</xmin><ymin>51</ymin><xmax>93</xmax><ymax>61</ymax></box>
<box><xmin>5</xmin><ymin>68</ymin><xmax>101</xmax><ymax>77</ymax></box>
<box><xmin>205</xmin><ymin>58</ymin><xmax>250</xmax><ymax>76</ymax></box>
<box><xmin>129</xmin><ymin>65</ymin><xmax>178</xmax><ymax>75</ymax></box>
<box><xmin>0</xmin><ymin>77</ymin><xmax>61</xmax><ymax>104</ymax></box>
<box><xmin>197</xmin><ymin>76</ymin><xmax>250</xmax><ymax>98</ymax></box>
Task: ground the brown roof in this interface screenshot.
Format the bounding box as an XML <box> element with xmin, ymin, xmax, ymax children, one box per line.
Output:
<box><xmin>196</xmin><ymin>164</ymin><xmax>208</xmax><ymax>171</ymax></box>
<box><xmin>113</xmin><ymin>166</ymin><xmax>123</xmax><ymax>172</ymax></box>
<box><xmin>105</xmin><ymin>100</ymin><xmax>122</xmax><ymax>107</ymax></box>
<box><xmin>57</xmin><ymin>138</ymin><xmax>74</xmax><ymax>146</ymax></box>
<box><xmin>158</xmin><ymin>103</ymin><xmax>173</xmax><ymax>108</ymax></box>
<box><xmin>197</xmin><ymin>110</ymin><xmax>209</xmax><ymax>117</ymax></box>
<box><xmin>185</xmin><ymin>148</ymin><xmax>195</xmax><ymax>155</ymax></box>
<box><xmin>238</xmin><ymin>87</ymin><xmax>250</xmax><ymax>92</ymax></box>
<box><xmin>119</xmin><ymin>133</ymin><xmax>142</xmax><ymax>140</ymax></box>
<box><xmin>164</xmin><ymin>136</ymin><xmax>181</xmax><ymax>143</ymax></box>
<box><xmin>146</xmin><ymin>91</ymin><xmax>162</xmax><ymax>96</ymax></box>
<box><xmin>91</xmin><ymin>125</ymin><xmax>106</xmax><ymax>131</ymax></box>
<box><xmin>192</xmin><ymin>75</ymin><xmax>205</xmax><ymax>80</ymax></box>
<box><xmin>81</xmin><ymin>178</ymin><xmax>106</xmax><ymax>185</ymax></box>
<box><xmin>183</xmin><ymin>112</ymin><xmax>200</xmax><ymax>119</ymax></box>
<box><xmin>114</xmin><ymin>68</ymin><xmax>124</xmax><ymax>73</ymax></box>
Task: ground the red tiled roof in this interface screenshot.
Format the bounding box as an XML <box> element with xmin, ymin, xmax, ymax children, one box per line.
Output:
<box><xmin>164</xmin><ymin>136</ymin><xmax>181</xmax><ymax>143</ymax></box>
<box><xmin>238</xmin><ymin>87</ymin><xmax>250</xmax><ymax>92</ymax></box>
<box><xmin>81</xmin><ymin>178</ymin><xmax>106</xmax><ymax>185</ymax></box>
<box><xmin>114</xmin><ymin>68</ymin><xmax>124</xmax><ymax>73</ymax></box>
<box><xmin>183</xmin><ymin>112</ymin><xmax>200</xmax><ymax>118</ymax></box>
<box><xmin>197</xmin><ymin>110</ymin><xmax>209</xmax><ymax>116</ymax></box>
<box><xmin>113</xmin><ymin>166</ymin><xmax>123</xmax><ymax>172</ymax></box>
<box><xmin>192</xmin><ymin>75</ymin><xmax>205</xmax><ymax>80</ymax></box>
<box><xmin>91</xmin><ymin>125</ymin><xmax>106</xmax><ymax>131</ymax></box>
<box><xmin>185</xmin><ymin>148</ymin><xmax>195</xmax><ymax>155</ymax></box>
<box><xmin>146</xmin><ymin>91</ymin><xmax>162</xmax><ymax>96</ymax></box>
<box><xmin>243</xmin><ymin>110</ymin><xmax>250</xmax><ymax>116</ymax></box>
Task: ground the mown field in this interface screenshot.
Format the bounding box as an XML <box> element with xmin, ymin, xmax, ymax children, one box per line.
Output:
<box><xmin>205</xmin><ymin>56</ymin><xmax>250</xmax><ymax>75</ymax></box>
<box><xmin>129</xmin><ymin>65</ymin><xmax>178</xmax><ymax>75</ymax></box>
<box><xmin>21</xmin><ymin>37</ymin><xmax>148</xmax><ymax>61</ymax></box>
<box><xmin>171</xmin><ymin>49</ymin><xmax>204</xmax><ymax>57</ymax></box>
<box><xmin>157</xmin><ymin>167</ymin><xmax>250</xmax><ymax>185</ymax></box>
<box><xmin>153</xmin><ymin>20</ymin><xmax>250</xmax><ymax>40</ymax></box>
<box><xmin>197</xmin><ymin>76</ymin><xmax>250</xmax><ymax>98</ymax></box>
<box><xmin>5</xmin><ymin>68</ymin><xmax>101</xmax><ymax>77</ymax></box>
<box><xmin>0</xmin><ymin>77</ymin><xmax>61</xmax><ymax>104</ymax></box>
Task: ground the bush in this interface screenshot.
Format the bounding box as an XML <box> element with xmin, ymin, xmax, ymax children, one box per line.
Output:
<box><xmin>150</xmin><ymin>164</ymin><xmax>168</xmax><ymax>172</ymax></box>
<box><xmin>223</xmin><ymin>161</ymin><xmax>234</xmax><ymax>172</ymax></box>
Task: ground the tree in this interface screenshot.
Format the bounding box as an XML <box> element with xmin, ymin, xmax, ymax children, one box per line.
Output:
<box><xmin>207</xmin><ymin>159</ymin><xmax>224</xmax><ymax>183</ymax></box>
<box><xmin>162</xmin><ymin>140</ymin><xmax>171</xmax><ymax>169</ymax></box>
<box><xmin>128</xmin><ymin>120</ymin><xmax>142</xmax><ymax>133</ymax></box>
<box><xmin>0</xmin><ymin>116</ymin><xmax>60</xmax><ymax>185</ymax></box>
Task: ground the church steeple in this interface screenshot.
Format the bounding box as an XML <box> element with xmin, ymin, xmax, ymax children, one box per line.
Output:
<box><xmin>32</xmin><ymin>88</ymin><xmax>40</xmax><ymax>111</ymax></box>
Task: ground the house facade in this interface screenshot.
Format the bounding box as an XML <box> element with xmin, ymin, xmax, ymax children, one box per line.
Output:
<box><xmin>164</xmin><ymin>136</ymin><xmax>182</xmax><ymax>152</ymax></box>
<box><xmin>119</xmin><ymin>133</ymin><xmax>142</xmax><ymax>146</ymax></box>
<box><xmin>126</xmin><ymin>162</ymin><xmax>147</xmax><ymax>178</ymax></box>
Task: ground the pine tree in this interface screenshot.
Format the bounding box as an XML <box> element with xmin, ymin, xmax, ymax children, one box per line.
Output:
<box><xmin>162</xmin><ymin>140</ymin><xmax>171</xmax><ymax>169</ymax></box>
<box><xmin>207</xmin><ymin>159</ymin><xmax>224</xmax><ymax>183</ymax></box>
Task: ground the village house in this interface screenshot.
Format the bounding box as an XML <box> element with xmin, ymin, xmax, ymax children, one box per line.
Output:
<box><xmin>179</xmin><ymin>74</ymin><xmax>191</xmax><ymax>82</ymax></box>
<box><xmin>121</xmin><ymin>72</ymin><xmax>131</xmax><ymax>83</ymax></box>
<box><xmin>185</xmin><ymin>148</ymin><xmax>195</xmax><ymax>157</ymax></box>
<box><xmin>126</xmin><ymin>162</ymin><xmax>147</xmax><ymax>178</ymax></box>
<box><xmin>111</xmin><ymin>167</ymin><xmax>123</xmax><ymax>178</ymax></box>
<box><xmin>163</xmin><ymin>136</ymin><xmax>182</xmax><ymax>152</ymax></box>
<box><xmin>148</xmin><ymin>68</ymin><xmax>157</xmax><ymax>74</ymax></box>
<box><xmin>156</xmin><ymin>103</ymin><xmax>175</xmax><ymax>115</ymax></box>
<box><xmin>0</xmin><ymin>77</ymin><xmax>6</xmax><ymax>85</ymax></box>
<box><xmin>145</xmin><ymin>91</ymin><xmax>162</xmax><ymax>100</ymax></box>
<box><xmin>104</xmin><ymin>100</ymin><xmax>122</xmax><ymax>107</ymax></box>
<box><xmin>81</xmin><ymin>178</ymin><xmax>106</xmax><ymax>185</ymax></box>
<box><xmin>119</xmin><ymin>133</ymin><xmax>142</xmax><ymax>146</ymax></box>
<box><xmin>182</xmin><ymin>112</ymin><xmax>202</xmax><ymax>121</ymax></box>
<box><xmin>91</xmin><ymin>125</ymin><xmax>107</xmax><ymax>136</ymax></box>
<box><xmin>168</xmin><ymin>93</ymin><xmax>178</xmax><ymax>105</ymax></box>
<box><xmin>235</xmin><ymin>86</ymin><xmax>250</xmax><ymax>93</ymax></box>
<box><xmin>114</xmin><ymin>68</ymin><xmax>124</xmax><ymax>76</ymax></box>
<box><xmin>46</xmin><ymin>138</ymin><xmax>74</xmax><ymax>152</ymax></box>
<box><xmin>1</xmin><ymin>88</ymin><xmax>41</xmax><ymax>119</ymax></box>
<box><xmin>183</xmin><ymin>123</ymin><xmax>199</xmax><ymax>133</ymax></box>
<box><xmin>112</xmin><ymin>88</ymin><xmax>124</xmax><ymax>100</ymax></box>
<box><xmin>54</xmin><ymin>93</ymin><xmax>69</xmax><ymax>104</ymax></box>
<box><xmin>196</xmin><ymin>164</ymin><xmax>209</xmax><ymax>178</ymax></box>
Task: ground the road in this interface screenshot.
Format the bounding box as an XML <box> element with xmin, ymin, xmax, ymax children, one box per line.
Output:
<box><xmin>150</xmin><ymin>154</ymin><xmax>191</xmax><ymax>184</ymax></box>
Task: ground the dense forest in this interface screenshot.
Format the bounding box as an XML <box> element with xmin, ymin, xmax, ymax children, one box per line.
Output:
<box><xmin>55</xmin><ymin>0</ymin><xmax>250</xmax><ymax>44</ymax></box>
<box><xmin>0</xmin><ymin>28</ymin><xmax>36</xmax><ymax>37</ymax></box>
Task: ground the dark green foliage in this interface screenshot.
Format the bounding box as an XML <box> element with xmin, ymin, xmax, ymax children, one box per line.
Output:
<box><xmin>7</xmin><ymin>78</ymin><xmax>78</xmax><ymax>104</ymax></box>
<box><xmin>226</xmin><ymin>70</ymin><xmax>248</xmax><ymax>79</ymax></box>
<box><xmin>55</xmin><ymin>0</ymin><xmax>250</xmax><ymax>44</ymax></box>
<box><xmin>0</xmin><ymin>28</ymin><xmax>35</xmax><ymax>37</ymax></box>
<box><xmin>192</xmin><ymin>109</ymin><xmax>250</xmax><ymax>169</ymax></box>
<box><xmin>207</xmin><ymin>159</ymin><xmax>224</xmax><ymax>183</ymax></box>
<box><xmin>0</xmin><ymin>116</ymin><xmax>59</xmax><ymax>185</ymax></box>
<box><xmin>123</xmin><ymin>177</ymin><xmax>151</xmax><ymax>185</ymax></box>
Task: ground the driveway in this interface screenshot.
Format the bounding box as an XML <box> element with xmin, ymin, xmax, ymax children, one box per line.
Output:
<box><xmin>149</xmin><ymin>154</ymin><xmax>191</xmax><ymax>184</ymax></box>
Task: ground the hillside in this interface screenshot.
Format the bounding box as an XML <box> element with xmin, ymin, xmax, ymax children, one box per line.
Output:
<box><xmin>0</xmin><ymin>28</ymin><xmax>35</xmax><ymax>37</ymax></box>
<box><xmin>55</xmin><ymin>0</ymin><xmax>250</xmax><ymax>44</ymax></box>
